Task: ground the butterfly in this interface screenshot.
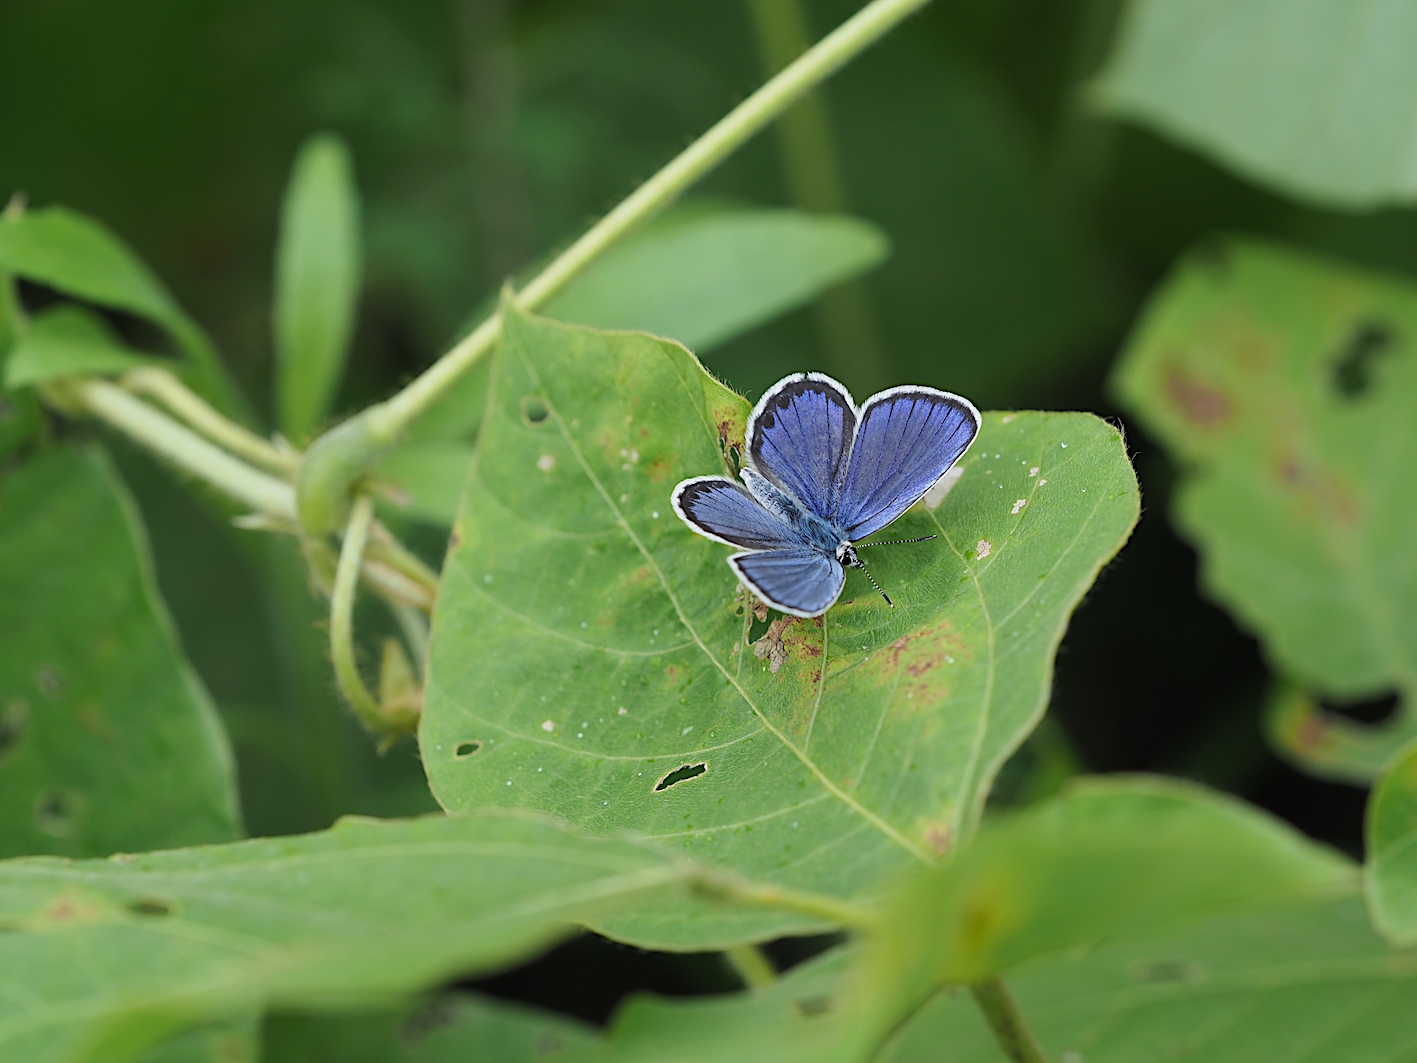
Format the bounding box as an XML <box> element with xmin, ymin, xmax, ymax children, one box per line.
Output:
<box><xmin>672</xmin><ymin>372</ymin><xmax>981</xmax><ymax>617</ymax></box>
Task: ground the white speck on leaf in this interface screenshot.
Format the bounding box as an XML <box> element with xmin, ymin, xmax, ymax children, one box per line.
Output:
<box><xmin>1011</xmin><ymin>498</ymin><xmax>1027</xmax><ymax>515</ymax></box>
<box><xmin>1029</xmin><ymin>467</ymin><xmax>1039</xmax><ymax>477</ymax></box>
<box><xmin>483</xmin><ymin>574</ymin><xmax>493</xmax><ymax>584</ymax></box>
<box><xmin>1002</xmin><ymin>413</ymin><xmax>1016</xmax><ymax>423</ymax></box>
<box><xmin>618</xmin><ymin>707</ymin><xmax>628</xmax><ymax>715</ymax></box>
<box><xmin>1061</xmin><ymin>442</ymin><xmax>1068</xmax><ymax>448</ymax></box>
<box><xmin>652</xmin><ymin>511</ymin><xmax>659</xmax><ymax>519</ymax></box>
<box><xmin>975</xmin><ymin>539</ymin><xmax>992</xmax><ymax>560</ymax></box>
<box><xmin>682</xmin><ymin>725</ymin><xmax>694</xmax><ymax>735</ymax></box>
<box><xmin>537</xmin><ymin>454</ymin><xmax>555</xmax><ymax>473</ymax></box>
<box><xmin>541</xmin><ymin>720</ymin><xmax>554</xmax><ymax>732</ymax></box>
<box><xmin>1038</xmin><ymin>478</ymin><xmax>1048</xmax><ymax>486</ymax></box>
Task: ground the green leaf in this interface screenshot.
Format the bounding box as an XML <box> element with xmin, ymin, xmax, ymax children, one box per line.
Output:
<box><xmin>857</xmin><ymin>776</ymin><xmax>1352</xmax><ymax>1039</ymax></box>
<box><xmin>273</xmin><ymin>134</ymin><xmax>362</xmax><ymax>441</ymax></box>
<box><xmin>541</xmin><ymin>206</ymin><xmax>888</xmax><ymax>353</ymax></box>
<box><xmin>1111</xmin><ymin>240</ymin><xmax>1417</xmax><ymax>779</ymax></box>
<box><xmin>1366</xmin><ymin>737</ymin><xmax>1417</xmax><ymax>944</ymax></box>
<box><xmin>560</xmin><ymin>948</ymin><xmax>859</xmax><ymax>1063</ymax></box>
<box><xmin>376</xmin><ymin>440</ymin><xmax>475</xmax><ymax>527</ymax></box>
<box><xmin>134</xmin><ymin>1019</ymin><xmax>258</xmax><ymax>1063</ymax></box>
<box><xmin>0</xmin><ymin>447</ymin><xmax>240</xmax><ymax>858</ymax></box>
<box><xmin>1095</xmin><ymin>0</ymin><xmax>1417</xmax><ymax>208</ymax></box>
<box><xmin>0</xmin><ymin>810</ymin><xmax>703</xmax><ymax>1063</ymax></box>
<box><xmin>422</xmin><ymin>304</ymin><xmax>1139</xmax><ymax>948</ymax></box>
<box><xmin>879</xmin><ymin>895</ymin><xmax>1417</xmax><ymax>1063</ymax></box>
<box><xmin>0</xmin><ymin>269</ymin><xmax>41</xmax><ymax>456</ymax></box>
<box><xmin>0</xmin><ymin>207</ymin><xmax>236</xmax><ymax>411</ymax></box>
<box><xmin>4</xmin><ymin>305</ymin><xmax>155</xmax><ymax>389</ymax></box>
<box><xmin>265</xmin><ymin>995</ymin><xmax>597</xmax><ymax>1063</ymax></box>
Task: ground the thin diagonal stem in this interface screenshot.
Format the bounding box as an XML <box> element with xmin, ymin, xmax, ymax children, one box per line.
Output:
<box><xmin>970</xmin><ymin>977</ymin><xmax>1048</xmax><ymax>1063</ymax></box>
<box><xmin>297</xmin><ymin>0</ymin><xmax>937</xmax><ymax>535</ymax></box>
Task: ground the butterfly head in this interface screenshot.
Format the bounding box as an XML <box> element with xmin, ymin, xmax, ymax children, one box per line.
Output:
<box><xmin>835</xmin><ymin>542</ymin><xmax>863</xmax><ymax>569</ymax></box>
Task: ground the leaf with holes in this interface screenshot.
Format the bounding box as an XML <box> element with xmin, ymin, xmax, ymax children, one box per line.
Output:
<box><xmin>0</xmin><ymin>809</ymin><xmax>702</xmax><ymax>1063</ymax></box>
<box><xmin>0</xmin><ymin>447</ymin><xmax>240</xmax><ymax>858</ymax></box>
<box><xmin>1112</xmin><ymin>240</ymin><xmax>1417</xmax><ymax>780</ymax></box>
<box><xmin>1095</xmin><ymin>0</ymin><xmax>1417</xmax><ymax>208</ymax></box>
<box><xmin>421</xmin><ymin>303</ymin><xmax>1139</xmax><ymax>948</ymax></box>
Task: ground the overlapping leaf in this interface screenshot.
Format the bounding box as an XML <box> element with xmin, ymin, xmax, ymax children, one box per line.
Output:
<box><xmin>4</xmin><ymin>305</ymin><xmax>154</xmax><ymax>388</ymax></box>
<box><xmin>1096</xmin><ymin>0</ymin><xmax>1417</xmax><ymax>208</ymax></box>
<box><xmin>0</xmin><ymin>810</ymin><xmax>700</xmax><ymax>1063</ymax></box>
<box><xmin>881</xmin><ymin>894</ymin><xmax>1417</xmax><ymax>1062</ymax></box>
<box><xmin>1366</xmin><ymin>738</ymin><xmax>1417</xmax><ymax>944</ymax></box>
<box><xmin>0</xmin><ymin>447</ymin><xmax>239</xmax><ymax>858</ymax></box>
<box><xmin>422</xmin><ymin>304</ymin><xmax>1139</xmax><ymax>948</ymax></box>
<box><xmin>1112</xmin><ymin>240</ymin><xmax>1417</xmax><ymax>779</ymax></box>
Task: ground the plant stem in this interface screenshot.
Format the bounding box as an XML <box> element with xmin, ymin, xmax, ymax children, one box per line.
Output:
<box><xmin>123</xmin><ymin>366</ymin><xmax>298</xmax><ymax>474</ymax></box>
<box><xmin>690</xmin><ymin>868</ymin><xmax>877</xmax><ymax>930</ymax></box>
<box><xmin>969</xmin><ymin>977</ymin><xmax>1048</xmax><ymax>1063</ymax></box>
<box><xmin>724</xmin><ymin>944</ymin><xmax>778</xmax><ymax>989</ymax></box>
<box><xmin>59</xmin><ymin>377</ymin><xmax>297</xmax><ymax>519</ymax></box>
<box><xmin>331</xmin><ymin>494</ymin><xmax>419</xmax><ymax>736</ymax></box>
<box><xmin>296</xmin><ymin>0</ymin><xmax>937</xmax><ymax>535</ymax></box>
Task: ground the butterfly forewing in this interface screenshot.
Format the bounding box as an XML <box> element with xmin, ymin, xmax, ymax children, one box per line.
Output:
<box><xmin>729</xmin><ymin>548</ymin><xmax>845</xmax><ymax>618</ymax></box>
<box><xmin>747</xmin><ymin>373</ymin><xmax>856</xmax><ymax>521</ymax></box>
<box><xmin>837</xmin><ymin>387</ymin><xmax>980</xmax><ymax>540</ymax></box>
<box><xmin>672</xmin><ymin>477</ymin><xmax>801</xmax><ymax>550</ymax></box>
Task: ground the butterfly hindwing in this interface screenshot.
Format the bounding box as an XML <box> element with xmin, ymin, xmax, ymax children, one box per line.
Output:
<box><xmin>672</xmin><ymin>477</ymin><xmax>800</xmax><ymax>550</ymax></box>
<box><xmin>730</xmin><ymin>547</ymin><xmax>846</xmax><ymax>618</ymax></box>
<box><xmin>837</xmin><ymin>386</ymin><xmax>980</xmax><ymax>540</ymax></box>
<box><xmin>747</xmin><ymin>372</ymin><xmax>856</xmax><ymax>521</ymax></box>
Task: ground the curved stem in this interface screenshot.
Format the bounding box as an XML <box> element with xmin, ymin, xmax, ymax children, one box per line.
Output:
<box><xmin>969</xmin><ymin>977</ymin><xmax>1048</xmax><ymax>1063</ymax></box>
<box><xmin>297</xmin><ymin>0</ymin><xmax>936</xmax><ymax>534</ymax></box>
<box><xmin>331</xmin><ymin>495</ymin><xmax>407</xmax><ymax>735</ymax></box>
<box><xmin>123</xmin><ymin>366</ymin><xmax>297</xmax><ymax>475</ymax></box>
<box><xmin>690</xmin><ymin>868</ymin><xmax>877</xmax><ymax>930</ymax></box>
<box><xmin>724</xmin><ymin>944</ymin><xmax>778</xmax><ymax>989</ymax></box>
<box><xmin>59</xmin><ymin>377</ymin><xmax>297</xmax><ymax>519</ymax></box>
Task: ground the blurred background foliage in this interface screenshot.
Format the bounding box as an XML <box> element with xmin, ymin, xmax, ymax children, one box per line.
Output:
<box><xmin>4</xmin><ymin>0</ymin><xmax>1411</xmax><ymax>851</ymax></box>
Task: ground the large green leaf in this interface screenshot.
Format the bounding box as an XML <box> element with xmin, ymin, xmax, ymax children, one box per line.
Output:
<box><xmin>4</xmin><ymin>305</ymin><xmax>154</xmax><ymax>389</ymax></box>
<box><xmin>881</xmin><ymin>895</ymin><xmax>1417</xmax><ymax>1062</ymax></box>
<box><xmin>1095</xmin><ymin>0</ymin><xmax>1417</xmax><ymax>208</ymax></box>
<box><xmin>856</xmin><ymin>776</ymin><xmax>1352</xmax><ymax>1046</ymax></box>
<box><xmin>265</xmin><ymin>995</ymin><xmax>596</xmax><ymax>1063</ymax></box>
<box><xmin>272</xmin><ymin>134</ymin><xmax>362</xmax><ymax>441</ymax></box>
<box><xmin>1366</xmin><ymin>738</ymin><xmax>1417</xmax><ymax>944</ymax></box>
<box><xmin>0</xmin><ymin>810</ymin><xmax>703</xmax><ymax>1063</ymax></box>
<box><xmin>0</xmin><ymin>208</ymin><xmax>236</xmax><ymax>411</ymax></box>
<box><xmin>0</xmin><ymin>447</ymin><xmax>239</xmax><ymax>858</ymax></box>
<box><xmin>1112</xmin><ymin>240</ymin><xmax>1417</xmax><ymax>780</ymax></box>
<box><xmin>422</xmin><ymin>304</ymin><xmax>1139</xmax><ymax>948</ymax></box>
<box><xmin>542</xmin><ymin>206</ymin><xmax>888</xmax><ymax>353</ymax></box>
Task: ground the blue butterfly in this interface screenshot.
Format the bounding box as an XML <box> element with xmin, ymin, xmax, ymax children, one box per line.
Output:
<box><xmin>672</xmin><ymin>372</ymin><xmax>981</xmax><ymax>617</ymax></box>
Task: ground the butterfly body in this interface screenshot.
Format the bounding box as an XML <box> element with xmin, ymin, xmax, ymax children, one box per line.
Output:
<box><xmin>672</xmin><ymin>372</ymin><xmax>981</xmax><ymax>618</ymax></box>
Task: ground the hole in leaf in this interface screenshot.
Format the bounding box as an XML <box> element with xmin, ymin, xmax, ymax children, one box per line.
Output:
<box><xmin>33</xmin><ymin>789</ymin><xmax>80</xmax><ymax>836</ymax></box>
<box><xmin>521</xmin><ymin>395</ymin><xmax>550</xmax><ymax>426</ymax></box>
<box><xmin>1130</xmin><ymin>957</ymin><xmax>1204</xmax><ymax>984</ymax></box>
<box><xmin>0</xmin><ymin>699</ymin><xmax>29</xmax><ymax>759</ymax></box>
<box><xmin>746</xmin><ymin>612</ymin><xmax>771</xmax><ymax>644</ymax></box>
<box><xmin>1331</xmin><ymin>319</ymin><xmax>1396</xmax><ymax>398</ymax></box>
<box><xmin>126</xmin><ymin>897</ymin><xmax>173</xmax><ymax>917</ymax></box>
<box><xmin>454</xmin><ymin>741</ymin><xmax>482</xmax><ymax>759</ymax></box>
<box><xmin>1319</xmin><ymin>691</ymin><xmax>1401</xmax><ymax>725</ymax></box>
<box><xmin>654</xmin><ymin>763</ymin><xmax>707</xmax><ymax>791</ymax></box>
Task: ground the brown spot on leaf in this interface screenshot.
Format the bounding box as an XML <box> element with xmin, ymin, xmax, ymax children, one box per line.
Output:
<box><xmin>1164</xmin><ymin>364</ymin><xmax>1231</xmax><ymax>427</ymax></box>
<box><xmin>30</xmin><ymin>890</ymin><xmax>107</xmax><ymax>928</ymax></box>
<box><xmin>923</xmin><ymin>821</ymin><xmax>953</xmax><ymax>857</ymax></box>
<box><xmin>753</xmin><ymin>617</ymin><xmax>795</xmax><ymax>674</ymax></box>
<box><xmin>449</xmin><ymin>526</ymin><xmax>463</xmax><ymax>550</ymax></box>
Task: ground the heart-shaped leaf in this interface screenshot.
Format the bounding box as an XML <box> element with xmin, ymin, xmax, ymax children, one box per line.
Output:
<box><xmin>421</xmin><ymin>304</ymin><xmax>1139</xmax><ymax>948</ymax></box>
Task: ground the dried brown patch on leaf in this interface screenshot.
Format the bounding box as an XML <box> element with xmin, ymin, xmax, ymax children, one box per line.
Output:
<box><xmin>1164</xmin><ymin>362</ymin><xmax>1232</xmax><ymax>427</ymax></box>
<box><xmin>752</xmin><ymin>617</ymin><xmax>795</xmax><ymax>674</ymax></box>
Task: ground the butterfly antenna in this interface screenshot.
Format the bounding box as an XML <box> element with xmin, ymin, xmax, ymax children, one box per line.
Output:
<box><xmin>857</xmin><ymin>560</ymin><xmax>893</xmax><ymax>608</ymax></box>
<box><xmin>856</xmin><ymin>534</ymin><xmax>938</xmax><ymax>549</ymax></box>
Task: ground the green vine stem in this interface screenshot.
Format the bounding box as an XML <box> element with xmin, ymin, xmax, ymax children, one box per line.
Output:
<box><xmin>296</xmin><ymin>0</ymin><xmax>936</xmax><ymax>535</ymax></box>
<box><xmin>331</xmin><ymin>494</ymin><xmax>420</xmax><ymax>737</ymax></box>
<box><xmin>57</xmin><ymin>377</ymin><xmax>298</xmax><ymax>519</ymax></box>
<box><xmin>122</xmin><ymin>366</ymin><xmax>298</xmax><ymax>475</ymax></box>
<box><xmin>724</xmin><ymin>944</ymin><xmax>778</xmax><ymax>989</ymax></box>
<box><xmin>969</xmin><ymin>977</ymin><xmax>1049</xmax><ymax>1063</ymax></box>
<box><xmin>689</xmin><ymin>868</ymin><xmax>878</xmax><ymax>930</ymax></box>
